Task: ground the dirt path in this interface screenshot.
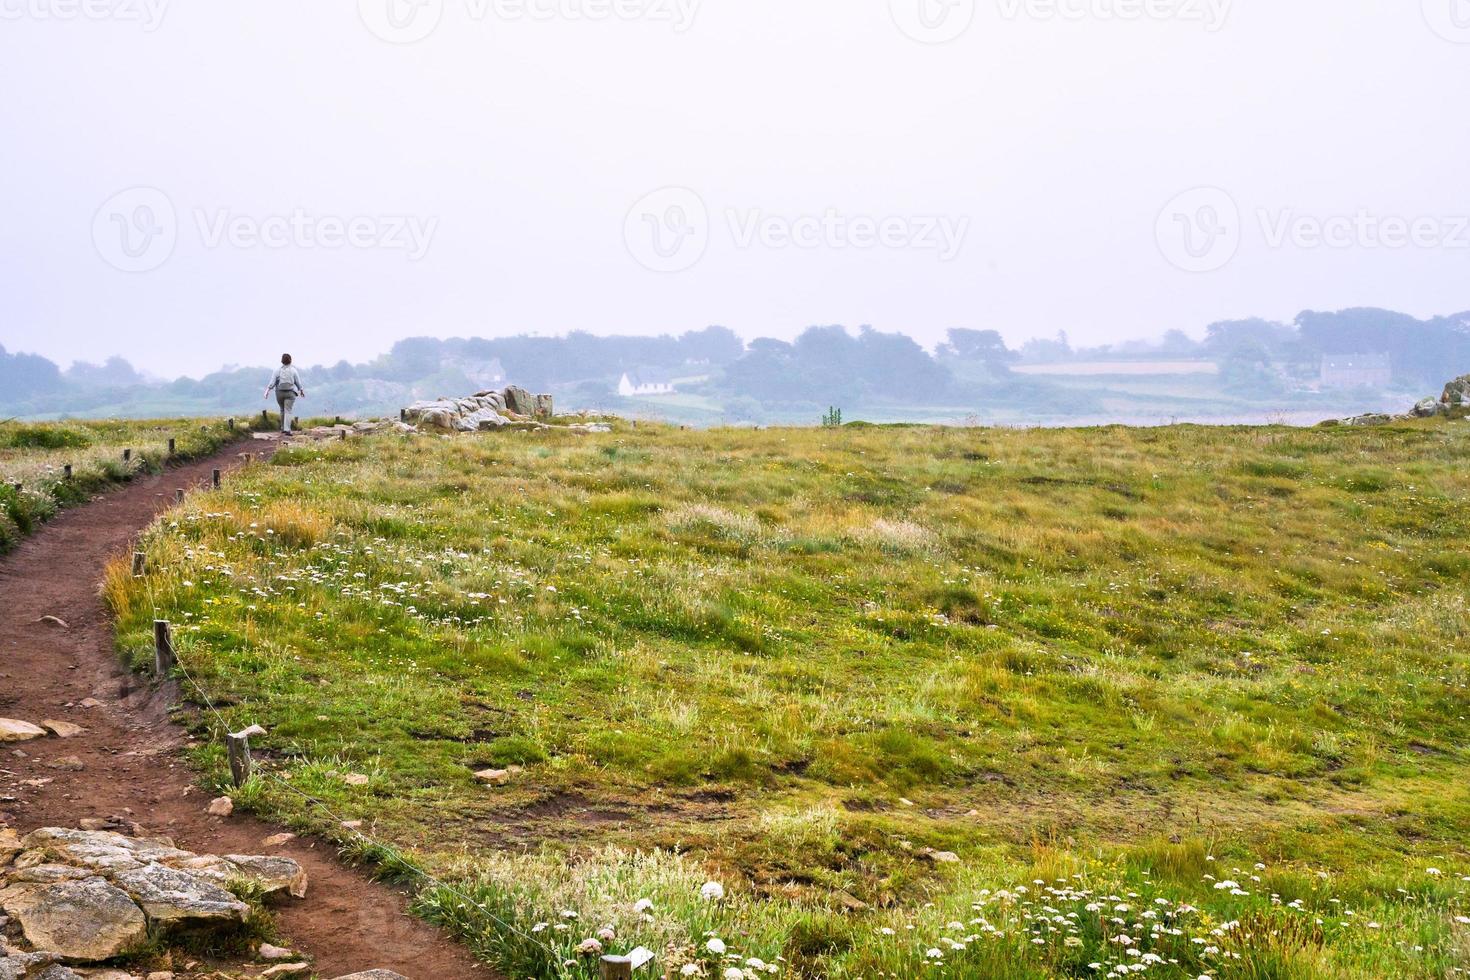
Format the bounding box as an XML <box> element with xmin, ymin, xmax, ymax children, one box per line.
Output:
<box><xmin>0</xmin><ymin>445</ymin><xmax>488</xmax><ymax>979</ymax></box>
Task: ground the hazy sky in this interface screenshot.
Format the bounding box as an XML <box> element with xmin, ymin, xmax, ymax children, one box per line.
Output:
<box><xmin>3</xmin><ymin>0</ymin><xmax>1468</xmax><ymax>377</ymax></box>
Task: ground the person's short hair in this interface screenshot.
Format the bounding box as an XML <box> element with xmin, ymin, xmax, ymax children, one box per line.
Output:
<box><xmin>281</xmin><ymin>354</ymin><xmax>292</xmax><ymax>365</ymax></box>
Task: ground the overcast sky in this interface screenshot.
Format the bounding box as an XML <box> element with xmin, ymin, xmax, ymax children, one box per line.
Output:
<box><xmin>2</xmin><ymin>0</ymin><xmax>1468</xmax><ymax>377</ymax></box>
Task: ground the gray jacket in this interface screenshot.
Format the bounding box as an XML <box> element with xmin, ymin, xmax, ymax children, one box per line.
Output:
<box><xmin>268</xmin><ymin>365</ymin><xmax>303</xmax><ymax>397</ymax></box>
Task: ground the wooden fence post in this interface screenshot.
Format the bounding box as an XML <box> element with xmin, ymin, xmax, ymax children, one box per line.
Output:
<box><xmin>261</xmin><ymin>410</ymin><xmax>269</xmax><ymax>425</ymax></box>
<box><xmin>167</xmin><ymin>438</ymin><xmax>176</xmax><ymax>455</ymax></box>
<box><xmin>122</xmin><ymin>448</ymin><xmax>131</xmax><ymax>463</ymax></box>
<box><xmin>63</xmin><ymin>464</ymin><xmax>73</xmax><ymax>480</ymax></box>
<box><xmin>228</xmin><ymin>417</ymin><xmax>235</xmax><ymax>430</ymax></box>
<box><xmin>175</xmin><ymin>488</ymin><xmax>185</xmax><ymax>504</ymax></box>
<box><xmin>10</xmin><ymin>483</ymin><xmax>21</xmax><ymax>495</ymax></box>
<box><xmin>131</xmin><ymin>552</ymin><xmax>146</xmax><ymax>577</ymax></box>
<box><xmin>599</xmin><ymin>956</ymin><xmax>633</xmax><ymax>980</ymax></box>
<box><xmin>212</xmin><ymin>469</ymin><xmax>221</xmax><ymax>489</ymax></box>
<box><xmin>153</xmin><ymin>620</ymin><xmax>176</xmax><ymax>676</ymax></box>
<box><xmin>226</xmin><ymin>725</ymin><xmax>266</xmax><ymax>788</ymax></box>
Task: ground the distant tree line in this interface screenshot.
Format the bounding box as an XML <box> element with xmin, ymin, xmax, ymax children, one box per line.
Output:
<box><xmin>3</xmin><ymin>307</ymin><xmax>1467</xmax><ymax>419</ymax></box>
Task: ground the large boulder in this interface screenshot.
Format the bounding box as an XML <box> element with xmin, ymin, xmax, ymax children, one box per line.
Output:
<box><xmin>1412</xmin><ymin>397</ymin><xmax>1448</xmax><ymax>418</ymax></box>
<box><xmin>0</xmin><ymin>877</ymin><xmax>148</xmax><ymax>962</ymax></box>
<box><xmin>0</xmin><ymin>720</ymin><xmax>47</xmax><ymax>743</ymax></box>
<box><xmin>328</xmin><ymin>973</ymin><xmax>411</xmax><ymax>980</ymax></box>
<box><xmin>533</xmin><ymin>393</ymin><xmax>554</xmax><ymax>418</ymax></box>
<box><xmin>18</xmin><ymin>828</ymin><xmax>192</xmax><ymax>876</ymax></box>
<box><xmin>1443</xmin><ymin>374</ymin><xmax>1470</xmax><ymax>405</ymax></box>
<box><xmin>112</xmin><ymin>863</ymin><xmax>249</xmax><ymax>927</ymax></box>
<box><xmin>502</xmin><ymin>385</ymin><xmax>534</xmax><ymax>416</ymax></box>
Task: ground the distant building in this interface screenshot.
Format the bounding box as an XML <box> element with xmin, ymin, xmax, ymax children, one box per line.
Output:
<box><xmin>458</xmin><ymin>357</ymin><xmax>506</xmax><ymax>389</ymax></box>
<box><xmin>618</xmin><ymin>372</ymin><xmax>676</xmax><ymax>397</ymax></box>
<box><xmin>1320</xmin><ymin>354</ymin><xmax>1391</xmax><ymax>388</ymax></box>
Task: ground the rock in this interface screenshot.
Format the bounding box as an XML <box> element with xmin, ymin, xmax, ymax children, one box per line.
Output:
<box><xmin>340</xmin><ymin>820</ymin><xmax>363</xmax><ymax>831</ymax></box>
<box><xmin>45</xmin><ymin>756</ymin><xmax>84</xmax><ymax>772</ymax></box>
<box><xmin>111</xmin><ymin>863</ymin><xmax>248</xmax><ymax>927</ymax></box>
<box><xmin>0</xmin><ymin>721</ymin><xmax>47</xmax><ymax>744</ymax></box>
<box><xmin>341</xmin><ymin>773</ymin><xmax>370</xmax><ymax>787</ymax></box>
<box><xmin>31</xmin><ymin>965</ymin><xmax>86</xmax><ymax>980</ymax></box>
<box><xmin>327</xmin><ymin>973</ymin><xmax>411</xmax><ymax>980</ymax></box>
<box><xmin>222</xmin><ymin>855</ymin><xmax>308</xmax><ymax>899</ymax></box>
<box><xmin>1412</xmin><ymin>397</ymin><xmax>1447</xmax><ymax>418</ymax></box>
<box><xmin>260</xmin><ymin>833</ymin><xmax>295</xmax><ymax>848</ymax></box>
<box><xmin>1443</xmin><ymin>373</ymin><xmax>1470</xmax><ymax>405</ymax></box>
<box><xmin>0</xmin><ymin>827</ymin><xmax>21</xmax><ymax>864</ymax></box>
<box><xmin>0</xmin><ymin>952</ymin><xmax>72</xmax><ymax>980</ymax></box>
<box><xmin>502</xmin><ymin>385</ymin><xmax>534</xmax><ymax>416</ymax></box>
<box><xmin>474</xmin><ymin>768</ymin><xmax>510</xmax><ymax>786</ymax></box>
<box><xmin>77</xmin><ymin>700</ymin><xmax>101</xmax><ymax>710</ymax></box>
<box><xmin>258</xmin><ymin>965</ymin><xmax>310</xmax><ymax>979</ymax></box>
<box><xmin>38</xmin><ymin>616</ymin><xmax>69</xmax><ymax>629</ymax></box>
<box><xmin>206</xmin><ymin>797</ymin><xmax>233</xmax><ymax>817</ymax></box>
<box><xmin>0</xmin><ymin>877</ymin><xmax>149</xmax><ymax>962</ymax></box>
<box><xmin>40</xmin><ymin>721</ymin><xmax>84</xmax><ymax>739</ymax></box>
<box><xmin>68</xmin><ymin>970</ymin><xmax>131</xmax><ymax>979</ymax></box>
<box><xmin>19</xmin><ymin>829</ymin><xmax>192</xmax><ymax>876</ymax></box>
<box><xmin>533</xmin><ymin>393</ymin><xmax>554</xmax><ymax>418</ymax></box>
<box><xmin>917</xmin><ymin>847</ymin><xmax>960</xmax><ymax>864</ymax></box>
<box><xmin>257</xmin><ymin>943</ymin><xmax>294</xmax><ymax>960</ymax></box>
<box><xmin>7</xmin><ymin>865</ymin><xmax>94</xmax><ymax>884</ymax></box>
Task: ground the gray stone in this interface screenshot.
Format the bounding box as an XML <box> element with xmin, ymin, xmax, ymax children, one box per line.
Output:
<box><xmin>533</xmin><ymin>393</ymin><xmax>554</xmax><ymax>418</ymax></box>
<box><xmin>0</xmin><ymin>877</ymin><xmax>148</xmax><ymax>962</ymax></box>
<box><xmin>327</xmin><ymin>973</ymin><xmax>411</xmax><ymax>980</ymax></box>
<box><xmin>20</xmin><ymin>829</ymin><xmax>192</xmax><ymax>875</ymax></box>
<box><xmin>502</xmin><ymin>385</ymin><xmax>533</xmax><ymax>416</ymax></box>
<box><xmin>111</xmin><ymin>863</ymin><xmax>248</xmax><ymax>927</ymax></box>
<box><xmin>1443</xmin><ymin>373</ymin><xmax>1470</xmax><ymax>405</ymax></box>
<box><xmin>0</xmin><ymin>952</ymin><xmax>82</xmax><ymax>980</ymax></box>
<box><xmin>222</xmin><ymin>855</ymin><xmax>308</xmax><ymax>899</ymax></box>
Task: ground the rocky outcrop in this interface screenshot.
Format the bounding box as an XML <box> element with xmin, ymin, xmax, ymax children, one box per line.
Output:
<box><xmin>0</xmin><ymin>877</ymin><xmax>148</xmax><ymax>962</ymax></box>
<box><xmin>401</xmin><ymin>386</ymin><xmax>613</xmax><ymax>436</ymax></box>
<box><xmin>0</xmin><ymin>826</ymin><xmax>305</xmax><ymax>965</ymax></box>
<box><xmin>1328</xmin><ymin>374</ymin><xmax>1470</xmax><ymax>426</ymax></box>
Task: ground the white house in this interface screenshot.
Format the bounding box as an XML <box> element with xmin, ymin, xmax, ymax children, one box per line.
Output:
<box><xmin>618</xmin><ymin>373</ymin><xmax>676</xmax><ymax>397</ymax></box>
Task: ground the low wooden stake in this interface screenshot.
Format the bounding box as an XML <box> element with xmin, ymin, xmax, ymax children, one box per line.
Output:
<box><xmin>599</xmin><ymin>956</ymin><xmax>633</xmax><ymax>980</ymax></box>
<box><xmin>228</xmin><ymin>417</ymin><xmax>236</xmax><ymax>430</ymax></box>
<box><xmin>167</xmin><ymin>438</ymin><xmax>176</xmax><ymax>455</ymax></box>
<box><xmin>212</xmin><ymin>468</ymin><xmax>221</xmax><ymax>489</ymax></box>
<box><xmin>63</xmin><ymin>464</ymin><xmax>73</xmax><ymax>480</ymax></box>
<box><xmin>10</xmin><ymin>482</ymin><xmax>21</xmax><ymax>494</ymax></box>
<box><xmin>226</xmin><ymin>725</ymin><xmax>266</xmax><ymax>788</ymax></box>
<box><xmin>131</xmin><ymin>552</ymin><xmax>146</xmax><ymax>577</ymax></box>
<box><xmin>400</xmin><ymin>408</ymin><xmax>407</xmax><ymax>422</ymax></box>
<box><xmin>175</xmin><ymin>488</ymin><xmax>185</xmax><ymax>503</ymax></box>
<box><xmin>122</xmin><ymin>448</ymin><xmax>131</xmax><ymax>463</ymax></box>
<box><xmin>153</xmin><ymin>620</ymin><xmax>176</xmax><ymax>676</ymax></box>
<box><xmin>340</xmin><ymin>429</ymin><xmax>348</xmax><ymax>441</ymax></box>
<box><xmin>261</xmin><ymin>410</ymin><xmax>269</xmax><ymax>425</ymax></box>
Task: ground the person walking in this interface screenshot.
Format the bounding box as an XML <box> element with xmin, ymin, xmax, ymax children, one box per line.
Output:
<box><xmin>264</xmin><ymin>354</ymin><xmax>306</xmax><ymax>436</ymax></box>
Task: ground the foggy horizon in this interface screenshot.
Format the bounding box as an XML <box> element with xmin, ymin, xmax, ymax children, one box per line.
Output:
<box><xmin>4</xmin><ymin>1</ymin><xmax>1470</xmax><ymax>378</ymax></box>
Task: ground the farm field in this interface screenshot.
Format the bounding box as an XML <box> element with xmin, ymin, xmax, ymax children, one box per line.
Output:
<box><xmin>102</xmin><ymin>420</ymin><xmax>1470</xmax><ymax>979</ymax></box>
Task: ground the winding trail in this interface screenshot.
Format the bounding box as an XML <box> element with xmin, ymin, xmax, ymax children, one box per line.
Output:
<box><xmin>0</xmin><ymin>444</ymin><xmax>487</xmax><ymax>979</ymax></box>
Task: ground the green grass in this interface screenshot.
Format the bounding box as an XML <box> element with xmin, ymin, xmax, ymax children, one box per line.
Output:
<box><xmin>0</xmin><ymin>417</ymin><xmax>245</xmax><ymax>553</ymax></box>
<box><xmin>106</xmin><ymin>419</ymin><xmax>1470</xmax><ymax>978</ymax></box>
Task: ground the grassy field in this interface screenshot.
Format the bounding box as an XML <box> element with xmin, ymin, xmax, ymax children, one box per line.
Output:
<box><xmin>0</xmin><ymin>418</ymin><xmax>245</xmax><ymax>553</ymax></box>
<box><xmin>102</xmin><ymin>419</ymin><xmax>1470</xmax><ymax>978</ymax></box>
